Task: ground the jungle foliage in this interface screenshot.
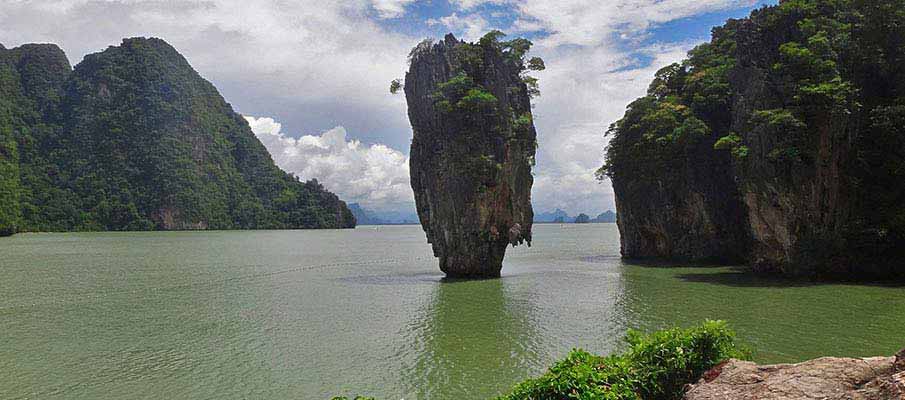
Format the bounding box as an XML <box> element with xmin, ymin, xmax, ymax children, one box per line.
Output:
<box><xmin>600</xmin><ymin>0</ymin><xmax>905</xmax><ymax>277</ymax></box>
<box><xmin>0</xmin><ymin>38</ymin><xmax>354</xmax><ymax>235</ymax></box>
<box><xmin>423</xmin><ymin>31</ymin><xmax>543</xmax><ymax>192</ymax></box>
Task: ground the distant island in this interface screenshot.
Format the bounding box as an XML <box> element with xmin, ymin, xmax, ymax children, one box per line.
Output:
<box><xmin>348</xmin><ymin>203</ymin><xmax>419</xmax><ymax>225</ymax></box>
<box><xmin>0</xmin><ymin>38</ymin><xmax>354</xmax><ymax>236</ymax></box>
<box><xmin>533</xmin><ymin>209</ymin><xmax>616</xmax><ymax>224</ymax></box>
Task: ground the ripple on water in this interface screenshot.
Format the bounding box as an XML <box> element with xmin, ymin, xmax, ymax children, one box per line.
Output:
<box><xmin>3</xmin><ymin>225</ymin><xmax>905</xmax><ymax>399</ymax></box>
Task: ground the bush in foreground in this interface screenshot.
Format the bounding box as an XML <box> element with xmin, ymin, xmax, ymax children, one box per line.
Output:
<box><xmin>496</xmin><ymin>320</ymin><xmax>749</xmax><ymax>400</ymax></box>
<box><xmin>332</xmin><ymin>321</ymin><xmax>748</xmax><ymax>400</ymax></box>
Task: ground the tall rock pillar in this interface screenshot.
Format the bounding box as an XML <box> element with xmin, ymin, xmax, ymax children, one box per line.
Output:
<box><xmin>403</xmin><ymin>33</ymin><xmax>541</xmax><ymax>278</ymax></box>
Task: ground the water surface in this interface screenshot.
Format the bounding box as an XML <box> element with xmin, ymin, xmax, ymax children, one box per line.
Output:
<box><xmin>2</xmin><ymin>224</ymin><xmax>903</xmax><ymax>399</ymax></box>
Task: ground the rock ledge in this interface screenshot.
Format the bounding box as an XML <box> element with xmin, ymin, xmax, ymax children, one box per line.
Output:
<box><xmin>685</xmin><ymin>349</ymin><xmax>905</xmax><ymax>400</ymax></box>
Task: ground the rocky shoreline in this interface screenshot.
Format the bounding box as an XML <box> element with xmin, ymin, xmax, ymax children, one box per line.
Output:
<box><xmin>685</xmin><ymin>349</ymin><xmax>905</xmax><ymax>400</ymax></box>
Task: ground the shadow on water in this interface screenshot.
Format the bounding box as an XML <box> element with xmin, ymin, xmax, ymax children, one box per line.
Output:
<box><xmin>676</xmin><ymin>270</ymin><xmax>905</xmax><ymax>288</ymax></box>
<box><xmin>674</xmin><ymin>268</ymin><xmax>824</xmax><ymax>288</ymax></box>
<box><xmin>620</xmin><ymin>257</ymin><xmax>743</xmax><ymax>269</ymax></box>
<box><xmin>401</xmin><ymin>277</ymin><xmax>542</xmax><ymax>399</ymax></box>
<box><xmin>618</xmin><ymin>258</ymin><xmax>905</xmax><ymax>288</ymax></box>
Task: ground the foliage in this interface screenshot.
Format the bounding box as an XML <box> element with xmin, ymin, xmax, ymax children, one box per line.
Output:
<box><xmin>460</xmin><ymin>88</ymin><xmax>499</xmax><ymax>111</ymax></box>
<box><xmin>496</xmin><ymin>320</ymin><xmax>749</xmax><ymax>400</ymax></box>
<box><xmin>713</xmin><ymin>134</ymin><xmax>749</xmax><ymax>160</ymax></box>
<box><xmin>527</xmin><ymin>57</ymin><xmax>546</xmax><ymax>71</ymax></box>
<box><xmin>0</xmin><ymin>38</ymin><xmax>354</xmax><ymax>233</ymax></box>
<box><xmin>0</xmin><ymin>96</ymin><xmax>20</xmax><ymax>236</ymax></box>
<box><xmin>600</xmin><ymin>12</ymin><xmax>737</xmax><ymax>187</ymax></box>
<box><xmin>422</xmin><ymin>32</ymin><xmax>541</xmax><ymax>192</ymax></box>
<box><xmin>600</xmin><ymin>0</ymin><xmax>905</xmax><ymax>277</ymax></box>
<box><xmin>750</xmin><ymin>109</ymin><xmax>808</xmax><ymax>163</ymax></box>
<box><xmin>479</xmin><ymin>31</ymin><xmax>545</xmax><ymax>99</ymax></box>
<box><xmin>389</xmin><ymin>79</ymin><xmax>402</xmax><ymax>94</ymax></box>
<box><xmin>513</xmin><ymin>113</ymin><xmax>533</xmax><ymax>131</ymax></box>
<box><xmin>408</xmin><ymin>39</ymin><xmax>434</xmax><ymax>63</ymax></box>
<box><xmin>600</xmin><ymin>95</ymin><xmax>709</xmax><ymax>186</ymax></box>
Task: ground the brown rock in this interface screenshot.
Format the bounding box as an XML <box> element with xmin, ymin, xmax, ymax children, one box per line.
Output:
<box><xmin>684</xmin><ymin>355</ymin><xmax>902</xmax><ymax>400</ymax></box>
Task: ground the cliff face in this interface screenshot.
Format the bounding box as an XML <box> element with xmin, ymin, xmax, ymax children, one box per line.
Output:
<box><xmin>404</xmin><ymin>33</ymin><xmax>538</xmax><ymax>277</ymax></box>
<box><xmin>0</xmin><ymin>38</ymin><xmax>355</xmax><ymax>234</ymax></box>
<box><xmin>609</xmin><ymin>118</ymin><xmax>750</xmax><ymax>263</ymax></box>
<box><xmin>603</xmin><ymin>1</ymin><xmax>905</xmax><ymax>278</ymax></box>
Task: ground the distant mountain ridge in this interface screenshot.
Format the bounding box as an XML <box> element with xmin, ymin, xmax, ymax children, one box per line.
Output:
<box><xmin>0</xmin><ymin>37</ymin><xmax>354</xmax><ymax>235</ymax></box>
<box><xmin>349</xmin><ymin>203</ymin><xmax>418</xmax><ymax>225</ymax></box>
<box><xmin>533</xmin><ymin>209</ymin><xmax>616</xmax><ymax>223</ymax></box>
<box><xmin>533</xmin><ymin>208</ymin><xmax>571</xmax><ymax>223</ymax></box>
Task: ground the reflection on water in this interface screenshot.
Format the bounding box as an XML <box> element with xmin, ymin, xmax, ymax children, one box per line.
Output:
<box><xmin>2</xmin><ymin>225</ymin><xmax>905</xmax><ymax>399</ymax></box>
<box><xmin>403</xmin><ymin>278</ymin><xmax>543</xmax><ymax>399</ymax></box>
<box><xmin>617</xmin><ymin>262</ymin><xmax>905</xmax><ymax>363</ymax></box>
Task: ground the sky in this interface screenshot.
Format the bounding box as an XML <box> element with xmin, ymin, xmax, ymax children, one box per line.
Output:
<box><xmin>1</xmin><ymin>0</ymin><xmax>778</xmax><ymax>215</ymax></box>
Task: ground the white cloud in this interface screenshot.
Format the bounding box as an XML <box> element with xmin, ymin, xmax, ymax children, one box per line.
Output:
<box><xmin>428</xmin><ymin>0</ymin><xmax>757</xmax><ymax>214</ymax></box>
<box><xmin>1</xmin><ymin>0</ymin><xmax>767</xmax><ymax>216</ymax></box>
<box><xmin>528</xmin><ymin>42</ymin><xmax>693</xmax><ymax>214</ymax></box>
<box><xmin>0</xmin><ymin>0</ymin><xmax>418</xmax><ymax>150</ymax></box>
<box><xmin>451</xmin><ymin>0</ymin><xmax>511</xmax><ymax>10</ymax></box>
<box><xmin>427</xmin><ymin>13</ymin><xmax>492</xmax><ymax>42</ymax></box>
<box><xmin>245</xmin><ymin>116</ymin><xmax>414</xmax><ymax>212</ymax></box>
<box><xmin>514</xmin><ymin>0</ymin><xmax>757</xmax><ymax>47</ymax></box>
<box><xmin>371</xmin><ymin>0</ymin><xmax>416</xmax><ymax>18</ymax></box>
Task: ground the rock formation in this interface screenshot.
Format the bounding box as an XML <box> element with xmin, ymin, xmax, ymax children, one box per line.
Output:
<box><xmin>0</xmin><ymin>38</ymin><xmax>355</xmax><ymax>234</ymax></box>
<box><xmin>684</xmin><ymin>349</ymin><xmax>905</xmax><ymax>400</ymax></box>
<box><xmin>602</xmin><ymin>0</ymin><xmax>905</xmax><ymax>278</ymax></box>
<box><xmin>403</xmin><ymin>32</ymin><xmax>540</xmax><ymax>277</ymax></box>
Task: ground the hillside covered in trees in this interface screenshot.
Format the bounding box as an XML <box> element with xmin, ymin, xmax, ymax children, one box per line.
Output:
<box><xmin>601</xmin><ymin>0</ymin><xmax>905</xmax><ymax>278</ymax></box>
<box><xmin>0</xmin><ymin>38</ymin><xmax>354</xmax><ymax>235</ymax></box>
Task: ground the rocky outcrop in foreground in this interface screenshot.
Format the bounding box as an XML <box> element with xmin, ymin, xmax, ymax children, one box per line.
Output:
<box><xmin>403</xmin><ymin>32</ymin><xmax>540</xmax><ymax>277</ymax></box>
<box><xmin>685</xmin><ymin>350</ymin><xmax>905</xmax><ymax>400</ymax></box>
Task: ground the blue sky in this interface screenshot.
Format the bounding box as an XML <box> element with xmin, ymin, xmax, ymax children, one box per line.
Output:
<box><xmin>380</xmin><ymin>0</ymin><xmax>777</xmax><ymax>46</ymax></box>
<box><xmin>2</xmin><ymin>0</ymin><xmax>778</xmax><ymax>215</ymax></box>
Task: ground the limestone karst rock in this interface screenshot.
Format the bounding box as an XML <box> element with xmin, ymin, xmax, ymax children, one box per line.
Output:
<box><xmin>601</xmin><ymin>1</ymin><xmax>905</xmax><ymax>278</ymax></box>
<box><xmin>403</xmin><ymin>33</ymin><xmax>539</xmax><ymax>278</ymax></box>
<box><xmin>0</xmin><ymin>37</ymin><xmax>355</xmax><ymax>233</ymax></box>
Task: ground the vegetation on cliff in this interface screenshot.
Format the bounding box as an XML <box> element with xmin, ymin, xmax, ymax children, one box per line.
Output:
<box><xmin>601</xmin><ymin>0</ymin><xmax>905</xmax><ymax>278</ymax></box>
<box><xmin>0</xmin><ymin>38</ymin><xmax>354</xmax><ymax>235</ymax></box>
<box><xmin>402</xmin><ymin>31</ymin><xmax>541</xmax><ymax>277</ymax></box>
<box><xmin>0</xmin><ymin>83</ymin><xmax>20</xmax><ymax>235</ymax></box>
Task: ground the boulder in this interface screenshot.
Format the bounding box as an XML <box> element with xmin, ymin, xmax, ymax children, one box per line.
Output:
<box><xmin>685</xmin><ymin>350</ymin><xmax>905</xmax><ymax>400</ymax></box>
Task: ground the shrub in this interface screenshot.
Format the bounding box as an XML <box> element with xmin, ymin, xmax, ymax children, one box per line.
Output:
<box><xmin>497</xmin><ymin>320</ymin><xmax>749</xmax><ymax>400</ymax></box>
<box><xmin>713</xmin><ymin>134</ymin><xmax>741</xmax><ymax>151</ymax></box>
<box><xmin>389</xmin><ymin>79</ymin><xmax>402</xmax><ymax>94</ymax></box>
<box><xmin>331</xmin><ymin>397</ymin><xmax>375</xmax><ymax>400</ymax></box>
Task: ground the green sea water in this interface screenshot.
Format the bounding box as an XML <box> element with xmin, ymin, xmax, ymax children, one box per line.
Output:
<box><xmin>2</xmin><ymin>224</ymin><xmax>903</xmax><ymax>399</ymax></box>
